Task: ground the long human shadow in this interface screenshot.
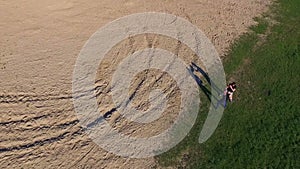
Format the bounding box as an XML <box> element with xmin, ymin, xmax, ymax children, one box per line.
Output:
<box><xmin>191</xmin><ymin>62</ymin><xmax>223</xmax><ymax>94</ymax></box>
<box><xmin>187</xmin><ymin>62</ymin><xmax>226</xmax><ymax>108</ymax></box>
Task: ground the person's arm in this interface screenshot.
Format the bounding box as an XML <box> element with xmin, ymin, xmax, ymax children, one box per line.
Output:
<box><xmin>223</xmin><ymin>87</ymin><xmax>228</xmax><ymax>96</ymax></box>
<box><xmin>229</xmin><ymin>85</ymin><xmax>236</xmax><ymax>92</ymax></box>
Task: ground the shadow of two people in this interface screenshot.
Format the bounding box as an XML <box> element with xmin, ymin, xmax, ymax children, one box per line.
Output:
<box><xmin>187</xmin><ymin>62</ymin><xmax>226</xmax><ymax>108</ymax></box>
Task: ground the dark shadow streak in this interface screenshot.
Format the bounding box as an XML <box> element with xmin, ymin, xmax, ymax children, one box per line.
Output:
<box><xmin>86</xmin><ymin>116</ymin><xmax>105</xmax><ymax>129</ymax></box>
<box><xmin>191</xmin><ymin>62</ymin><xmax>223</xmax><ymax>95</ymax></box>
<box><xmin>86</xmin><ymin>108</ymin><xmax>117</xmax><ymax>129</ymax></box>
<box><xmin>187</xmin><ymin>63</ymin><xmax>226</xmax><ymax>109</ymax></box>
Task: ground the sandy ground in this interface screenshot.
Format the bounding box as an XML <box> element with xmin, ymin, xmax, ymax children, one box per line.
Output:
<box><xmin>0</xmin><ymin>0</ymin><xmax>271</xmax><ymax>168</ymax></box>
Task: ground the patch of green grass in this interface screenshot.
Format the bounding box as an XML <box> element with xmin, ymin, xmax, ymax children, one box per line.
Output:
<box><xmin>223</xmin><ymin>33</ymin><xmax>258</xmax><ymax>75</ymax></box>
<box><xmin>157</xmin><ymin>0</ymin><xmax>300</xmax><ymax>168</ymax></box>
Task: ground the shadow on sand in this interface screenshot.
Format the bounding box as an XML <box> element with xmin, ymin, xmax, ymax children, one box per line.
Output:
<box><xmin>187</xmin><ymin>62</ymin><xmax>227</xmax><ymax>108</ymax></box>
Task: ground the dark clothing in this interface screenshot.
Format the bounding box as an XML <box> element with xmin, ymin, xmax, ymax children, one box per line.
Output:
<box><xmin>227</xmin><ymin>86</ymin><xmax>234</xmax><ymax>93</ymax></box>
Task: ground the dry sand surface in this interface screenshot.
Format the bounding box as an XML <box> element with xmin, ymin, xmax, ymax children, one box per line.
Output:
<box><xmin>1</xmin><ymin>0</ymin><xmax>271</xmax><ymax>168</ymax></box>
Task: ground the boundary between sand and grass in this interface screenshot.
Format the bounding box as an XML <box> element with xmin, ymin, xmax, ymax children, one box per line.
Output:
<box><xmin>156</xmin><ymin>0</ymin><xmax>300</xmax><ymax>168</ymax></box>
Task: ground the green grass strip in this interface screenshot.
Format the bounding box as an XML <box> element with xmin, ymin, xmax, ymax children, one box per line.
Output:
<box><xmin>157</xmin><ymin>0</ymin><xmax>300</xmax><ymax>168</ymax></box>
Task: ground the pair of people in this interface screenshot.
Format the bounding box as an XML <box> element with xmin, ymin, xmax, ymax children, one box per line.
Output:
<box><xmin>216</xmin><ymin>82</ymin><xmax>237</xmax><ymax>108</ymax></box>
<box><xmin>224</xmin><ymin>82</ymin><xmax>237</xmax><ymax>103</ymax></box>
<box><xmin>188</xmin><ymin>62</ymin><xmax>237</xmax><ymax>107</ymax></box>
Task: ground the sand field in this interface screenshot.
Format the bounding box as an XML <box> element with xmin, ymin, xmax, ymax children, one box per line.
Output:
<box><xmin>0</xmin><ymin>0</ymin><xmax>271</xmax><ymax>168</ymax></box>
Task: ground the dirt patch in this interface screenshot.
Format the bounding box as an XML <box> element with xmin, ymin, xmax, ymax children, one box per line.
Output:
<box><xmin>0</xmin><ymin>0</ymin><xmax>271</xmax><ymax>168</ymax></box>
